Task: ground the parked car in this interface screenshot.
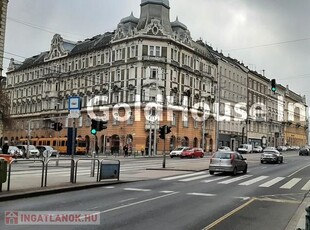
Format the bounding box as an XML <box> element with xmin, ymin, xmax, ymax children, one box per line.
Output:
<box><xmin>253</xmin><ymin>146</ymin><xmax>263</xmax><ymax>153</ymax></box>
<box><xmin>8</xmin><ymin>146</ymin><xmax>24</xmax><ymax>158</ymax></box>
<box><xmin>180</xmin><ymin>148</ymin><xmax>204</xmax><ymax>158</ymax></box>
<box><xmin>16</xmin><ymin>145</ymin><xmax>40</xmax><ymax>158</ymax></box>
<box><xmin>218</xmin><ymin>146</ymin><xmax>231</xmax><ymax>151</ymax></box>
<box><xmin>170</xmin><ymin>147</ymin><xmax>191</xmax><ymax>158</ymax></box>
<box><xmin>36</xmin><ymin>146</ymin><xmax>59</xmax><ymax>158</ymax></box>
<box><xmin>209</xmin><ymin>151</ymin><xmax>247</xmax><ymax>176</ymax></box>
<box><xmin>261</xmin><ymin>149</ymin><xmax>283</xmax><ymax>164</ymax></box>
<box><xmin>237</xmin><ymin>144</ymin><xmax>253</xmax><ymax>154</ymax></box>
<box><xmin>299</xmin><ymin>147</ymin><xmax>310</xmax><ymax>156</ymax></box>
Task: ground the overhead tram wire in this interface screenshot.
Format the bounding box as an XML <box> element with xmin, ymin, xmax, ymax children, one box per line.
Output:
<box><xmin>224</xmin><ymin>37</ymin><xmax>310</xmax><ymax>52</ymax></box>
<box><xmin>7</xmin><ymin>17</ymin><xmax>88</xmax><ymax>40</ymax></box>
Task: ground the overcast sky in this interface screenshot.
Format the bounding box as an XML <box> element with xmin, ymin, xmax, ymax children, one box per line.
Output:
<box><xmin>4</xmin><ymin>0</ymin><xmax>310</xmax><ymax>103</ymax></box>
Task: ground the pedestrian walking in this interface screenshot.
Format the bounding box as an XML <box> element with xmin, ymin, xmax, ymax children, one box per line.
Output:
<box><xmin>2</xmin><ymin>141</ymin><xmax>9</xmax><ymax>155</ymax></box>
<box><xmin>123</xmin><ymin>144</ymin><xmax>128</xmax><ymax>157</ymax></box>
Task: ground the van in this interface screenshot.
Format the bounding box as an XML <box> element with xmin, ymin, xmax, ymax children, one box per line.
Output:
<box><xmin>237</xmin><ymin>144</ymin><xmax>253</xmax><ymax>154</ymax></box>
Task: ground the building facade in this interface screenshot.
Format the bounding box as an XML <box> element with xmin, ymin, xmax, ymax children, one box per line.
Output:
<box><xmin>0</xmin><ymin>0</ymin><xmax>9</xmax><ymax>146</ymax></box>
<box><xmin>211</xmin><ymin>50</ymin><xmax>248</xmax><ymax>151</ymax></box>
<box><xmin>4</xmin><ymin>0</ymin><xmax>218</xmax><ymax>154</ymax></box>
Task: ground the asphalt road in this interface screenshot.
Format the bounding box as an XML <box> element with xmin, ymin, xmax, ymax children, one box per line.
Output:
<box><xmin>0</xmin><ymin>151</ymin><xmax>309</xmax><ymax>230</ymax></box>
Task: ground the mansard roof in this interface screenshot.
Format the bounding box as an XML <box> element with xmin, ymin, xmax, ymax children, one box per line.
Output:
<box><xmin>11</xmin><ymin>32</ymin><xmax>114</xmax><ymax>71</ymax></box>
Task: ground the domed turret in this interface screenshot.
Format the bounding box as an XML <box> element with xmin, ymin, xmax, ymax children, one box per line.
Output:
<box><xmin>120</xmin><ymin>12</ymin><xmax>139</xmax><ymax>24</ymax></box>
<box><xmin>171</xmin><ymin>16</ymin><xmax>187</xmax><ymax>30</ymax></box>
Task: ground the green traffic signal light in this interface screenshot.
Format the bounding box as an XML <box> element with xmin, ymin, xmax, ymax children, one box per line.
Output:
<box><xmin>91</xmin><ymin>129</ymin><xmax>97</xmax><ymax>135</ymax></box>
<box><xmin>271</xmin><ymin>79</ymin><xmax>276</xmax><ymax>92</ymax></box>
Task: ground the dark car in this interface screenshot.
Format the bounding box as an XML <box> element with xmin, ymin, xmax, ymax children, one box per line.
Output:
<box><xmin>299</xmin><ymin>147</ymin><xmax>310</xmax><ymax>156</ymax></box>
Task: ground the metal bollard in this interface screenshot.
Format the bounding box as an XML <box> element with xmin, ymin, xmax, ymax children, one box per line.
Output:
<box><xmin>306</xmin><ymin>206</ymin><xmax>310</xmax><ymax>230</ymax></box>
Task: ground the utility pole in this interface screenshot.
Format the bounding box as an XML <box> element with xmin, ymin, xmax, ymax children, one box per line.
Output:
<box><xmin>216</xmin><ymin>72</ymin><xmax>221</xmax><ymax>151</ymax></box>
<box><xmin>202</xmin><ymin>109</ymin><xmax>206</xmax><ymax>152</ymax></box>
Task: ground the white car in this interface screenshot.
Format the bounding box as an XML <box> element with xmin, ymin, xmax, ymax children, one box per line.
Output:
<box><xmin>16</xmin><ymin>145</ymin><xmax>40</xmax><ymax>158</ymax></box>
<box><xmin>8</xmin><ymin>146</ymin><xmax>24</xmax><ymax>158</ymax></box>
<box><xmin>253</xmin><ymin>146</ymin><xmax>263</xmax><ymax>153</ymax></box>
<box><xmin>170</xmin><ymin>147</ymin><xmax>191</xmax><ymax>158</ymax></box>
<box><xmin>218</xmin><ymin>146</ymin><xmax>231</xmax><ymax>151</ymax></box>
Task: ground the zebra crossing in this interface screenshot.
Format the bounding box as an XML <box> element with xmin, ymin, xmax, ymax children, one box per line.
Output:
<box><xmin>9</xmin><ymin>160</ymin><xmax>169</xmax><ymax>177</ymax></box>
<box><xmin>160</xmin><ymin>172</ymin><xmax>310</xmax><ymax>191</ymax></box>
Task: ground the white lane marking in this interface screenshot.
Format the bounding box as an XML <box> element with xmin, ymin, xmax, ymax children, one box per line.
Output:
<box><xmin>178</xmin><ymin>174</ymin><xmax>212</xmax><ymax>182</ymax></box>
<box><xmin>187</xmin><ymin>193</ymin><xmax>216</xmax><ymax>197</ymax></box>
<box><xmin>301</xmin><ymin>180</ymin><xmax>310</xmax><ymax>190</ymax></box>
<box><xmin>118</xmin><ymin>198</ymin><xmax>136</xmax><ymax>203</ymax></box>
<box><xmin>87</xmin><ymin>207</ymin><xmax>98</xmax><ymax>211</ymax></box>
<box><xmin>259</xmin><ymin>177</ymin><xmax>285</xmax><ymax>188</ymax></box>
<box><xmin>239</xmin><ymin>176</ymin><xmax>269</xmax><ymax>186</ymax></box>
<box><xmin>234</xmin><ymin>197</ymin><xmax>251</xmax><ymax>201</ymax></box>
<box><xmin>288</xmin><ymin>163</ymin><xmax>310</xmax><ymax>177</ymax></box>
<box><xmin>123</xmin><ymin>188</ymin><xmax>151</xmax><ymax>192</ymax></box>
<box><xmin>280</xmin><ymin>178</ymin><xmax>302</xmax><ymax>189</ymax></box>
<box><xmin>202</xmin><ymin>176</ymin><xmax>230</xmax><ymax>183</ymax></box>
<box><xmin>159</xmin><ymin>191</ymin><xmax>175</xmax><ymax>194</ymax></box>
<box><xmin>105</xmin><ymin>186</ymin><xmax>115</xmax><ymax>189</ymax></box>
<box><xmin>97</xmin><ymin>192</ymin><xmax>179</xmax><ymax>214</ymax></box>
<box><xmin>160</xmin><ymin>172</ymin><xmax>206</xmax><ymax>181</ymax></box>
<box><xmin>218</xmin><ymin>175</ymin><xmax>252</xmax><ymax>184</ymax></box>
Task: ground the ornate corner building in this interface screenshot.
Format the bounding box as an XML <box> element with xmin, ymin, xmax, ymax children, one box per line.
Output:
<box><xmin>3</xmin><ymin>0</ymin><xmax>218</xmax><ymax>154</ymax></box>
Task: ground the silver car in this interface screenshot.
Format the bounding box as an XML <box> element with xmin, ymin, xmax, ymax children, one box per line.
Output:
<box><xmin>209</xmin><ymin>151</ymin><xmax>248</xmax><ymax>176</ymax></box>
<box><xmin>261</xmin><ymin>150</ymin><xmax>283</xmax><ymax>164</ymax></box>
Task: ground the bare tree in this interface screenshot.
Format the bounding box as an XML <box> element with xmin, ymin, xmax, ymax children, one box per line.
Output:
<box><xmin>0</xmin><ymin>84</ymin><xmax>12</xmax><ymax>129</ymax></box>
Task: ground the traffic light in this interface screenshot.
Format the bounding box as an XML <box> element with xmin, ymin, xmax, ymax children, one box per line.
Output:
<box><xmin>98</xmin><ymin>121</ymin><xmax>108</xmax><ymax>131</ymax></box>
<box><xmin>91</xmin><ymin>119</ymin><xmax>108</xmax><ymax>135</ymax></box>
<box><xmin>271</xmin><ymin>79</ymin><xmax>276</xmax><ymax>92</ymax></box>
<box><xmin>166</xmin><ymin>126</ymin><xmax>172</xmax><ymax>134</ymax></box>
<box><xmin>159</xmin><ymin>125</ymin><xmax>166</xmax><ymax>139</ymax></box>
<box><xmin>52</xmin><ymin>122</ymin><xmax>63</xmax><ymax>131</ymax></box>
<box><xmin>91</xmin><ymin>119</ymin><xmax>98</xmax><ymax>135</ymax></box>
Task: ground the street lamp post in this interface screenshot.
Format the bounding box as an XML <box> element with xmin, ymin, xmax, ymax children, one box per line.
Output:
<box><xmin>215</xmin><ymin>73</ymin><xmax>221</xmax><ymax>151</ymax></box>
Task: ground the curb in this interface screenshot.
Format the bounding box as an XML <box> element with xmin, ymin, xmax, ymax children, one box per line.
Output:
<box><xmin>285</xmin><ymin>191</ymin><xmax>310</xmax><ymax>230</ymax></box>
<box><xmin>0</xmin><ymin>180</ymin><xmax>136</xmax><ymax>202</ymax></box>
<box><xmin>146</xmin><ymin>168</ymin><xmax>208</xmax><ymax>172</ymax></box>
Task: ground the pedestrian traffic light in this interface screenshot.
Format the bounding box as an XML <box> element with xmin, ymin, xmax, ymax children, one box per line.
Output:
<box><xmin>271</xmin><ymin>79</ymin><xmax>276</xmax><ymax>92</ymax></box>
<box><xmin>159</xmin><ymin>125</ymin><xmax>166</xmax><ymax>139</ymax></box>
